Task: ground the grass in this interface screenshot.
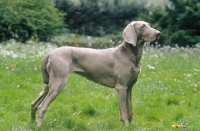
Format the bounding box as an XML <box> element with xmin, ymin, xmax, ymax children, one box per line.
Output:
<box><xmin>0</xmin><ymin>41</ymin><xmax>200</xmax><ymax>131</ymax></box>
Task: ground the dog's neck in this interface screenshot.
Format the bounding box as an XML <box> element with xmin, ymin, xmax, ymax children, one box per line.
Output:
<box><xmin>120</xmin><ymin>41</ymin><xmax>145</xmax><ymax>67</ymax></box>
<box><xmin>122</xmin><ymin>41</ymin><xmax>144</xmax><ymax>54</ymax></box>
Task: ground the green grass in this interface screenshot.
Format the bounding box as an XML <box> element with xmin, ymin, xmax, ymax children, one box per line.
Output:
<box><xmin>0</xmin><ymin>41</ymin><xmax>200</xmax><ymax>131</ymax></box>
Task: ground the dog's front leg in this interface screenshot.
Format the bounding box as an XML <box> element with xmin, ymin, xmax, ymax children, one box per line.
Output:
<box><xmin>126</xmin><ymin>78</ymin><xmax>138</xmax><ymax>123</ymax></box>
<box><xmin>115</xmin><ymin>83</ymin><xmax>129</xmax><ymax>126</ymax></box>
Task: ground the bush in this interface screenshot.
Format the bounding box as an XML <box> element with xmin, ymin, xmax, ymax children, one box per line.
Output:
<box><xmin>0</xmin><ymin>0</ymin><xmax>65</xmax><ymax>42</ymax></box>
<box><xmin>52</xmin><ymin>33</ymin><xmax>122</xmax><ymax>48</ymax></box>
<box><xmin>139</xmin><ymin>0</ymin><xmax>200</xmax><ymax>47</ymax></box>
<box><xmin>55</xmin><ymin>0</ymin><xmax>147</xmax><ymax>36</ymax></box>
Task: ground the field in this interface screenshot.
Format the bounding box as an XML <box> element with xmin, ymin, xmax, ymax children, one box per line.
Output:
<box><xmin>0</xmin><ymin>41</ymin><xmax>200</xmax><ymax>131</ymax></box>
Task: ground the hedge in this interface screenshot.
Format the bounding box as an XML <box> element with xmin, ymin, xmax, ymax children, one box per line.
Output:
<box><xmin>0</xmin><ymin>0</ymin><xmax>65</xmax><ymax>42</ymax></box>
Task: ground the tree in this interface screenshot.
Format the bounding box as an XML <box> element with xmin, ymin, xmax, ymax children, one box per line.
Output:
<box><xmin>139</xmin><ymin>0</ymin><xmax>200</xmax><ymax>47</ymax></box>
<box><xmin>0</xmin><ymin>0</ymin><xmax>65</xmax><ymax>42</ymax></box>
<box><xmin>55</xmin><ymin>0</ymin><xmax>147</xmax><ymax>36</ymax></box>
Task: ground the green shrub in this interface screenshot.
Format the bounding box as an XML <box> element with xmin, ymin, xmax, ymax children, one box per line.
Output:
<box><xmin>0</xmin><ymin>0</ymin><xmax>65</xmax><ymax>42</ymax></box>
<box><xmin>139</xmin><ymin>0</ymin><xmax>200</xmax><ymax>47</ymax></box>
<box><xmin>52</xmin><ymin>33</ymin><xmax>122</xmax><ymax>48</ymax></box>
<box><xmin>55</xmin><ymin>0</ymin><xmax>147</xmax><ymax>36</ymax></box>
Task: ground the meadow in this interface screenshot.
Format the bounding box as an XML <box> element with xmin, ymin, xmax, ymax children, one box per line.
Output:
<box><xmin>0</xmin><ymin>41</ymin><xmax>200</xmax><ymax>131</ymax></box>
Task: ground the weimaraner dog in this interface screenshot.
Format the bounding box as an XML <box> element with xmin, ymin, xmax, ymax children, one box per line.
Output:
<box><xmin>31</xmin><ymin>21</ymin><xmax>160</xmax><ymax>126</ymax></box>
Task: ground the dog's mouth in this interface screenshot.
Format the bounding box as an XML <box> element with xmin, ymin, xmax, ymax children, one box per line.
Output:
<box><xmin>155</xmin><ymin>36</ymin><xmax>160</xmax><ymax>41</ymax></box>
<box><xmin>144</xmin><ymin>35</ymin><xmax>160</xmax><ymax>43</ymax></box>
<box><xmin>152</xmin><ymin>36</ymin><xmax>160</xmax><ymax>42</ymax></box>
<box><xmin>144</xmin><ymin>39</ymin><xmax>151</xmax><ymax>43</ymax></box>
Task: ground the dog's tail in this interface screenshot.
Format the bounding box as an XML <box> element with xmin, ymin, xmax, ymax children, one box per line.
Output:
<box><xmin>41</xmin><ymin>54</ymin><xmax>50</xmax><ymax>84</ymax></box>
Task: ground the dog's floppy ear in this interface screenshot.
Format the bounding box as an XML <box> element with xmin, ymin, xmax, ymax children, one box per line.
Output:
<box><xmin>122</xmin><ymin>22</ymin><xmax>137</xmax><ymax>46</ymax></box>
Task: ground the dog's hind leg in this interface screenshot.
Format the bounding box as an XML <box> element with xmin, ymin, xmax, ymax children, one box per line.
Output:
<box><xmin>37</xmin><ymin>75</ymin><xmax>68</xmax><ymax>126</ymax></box>
<box><xmin>31</xmin><ymin>85</ymin><xmax>49</xmax><ymax>121</ymax></box>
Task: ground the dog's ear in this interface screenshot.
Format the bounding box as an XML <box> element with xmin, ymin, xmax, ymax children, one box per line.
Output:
<box><xmin>122</xmin><ymin>22</ymin><xmax>137</xmax><ymax>46</ymax></box>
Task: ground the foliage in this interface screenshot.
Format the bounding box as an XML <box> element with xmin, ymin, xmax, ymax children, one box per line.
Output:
<box><xmin>0</xmin><ymin>42</ymin><xmax>200</xmax><ymax>130</ymax></box>
<box><xmin>52</xmin><ymin>33</ymin><xmax>122</xmax><ymax>48</ymax></box>
<box><xmin>139</xmin><ymin>0</ymin><xmax>200</xmax><ymax>47</ymax></box>
<box><xmin>0</xmin><ymin>0</ymin><xmax>65</xmax><ymax>42</ymax></box>
<box><xmin>55</xmin><ymin>0</ymin><xmax>147</xmax><ymax>36</ymax></box>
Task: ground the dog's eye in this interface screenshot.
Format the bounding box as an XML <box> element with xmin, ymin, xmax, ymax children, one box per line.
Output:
<box><xmin>141</xmin><ymin>24</ymin><xmax>145</xmax><ymax>28</ymax></box>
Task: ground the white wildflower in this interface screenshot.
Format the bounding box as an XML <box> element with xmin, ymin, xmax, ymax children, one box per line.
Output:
<box><xmin>147</xmin><ymin>64</ymin><xmax>155</xmax><ymax>70</ymax></box>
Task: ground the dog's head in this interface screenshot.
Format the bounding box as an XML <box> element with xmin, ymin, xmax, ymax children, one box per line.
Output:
<box><xmin>122</xmin><ymin>21</ymin><xmax>161</xmax><ymax>46</ymax></box>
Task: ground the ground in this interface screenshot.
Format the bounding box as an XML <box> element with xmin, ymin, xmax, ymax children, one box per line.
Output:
<box><xmin>0</xmin><ymin>42</ymin><xmax>199</xmax><ymax>130</ymax></box>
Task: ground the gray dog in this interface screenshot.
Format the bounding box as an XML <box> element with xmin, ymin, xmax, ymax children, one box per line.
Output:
<box><xmin>31</xmin><ymin>21</ymin><xmax>160</xmax><ymax>126</ymax></box>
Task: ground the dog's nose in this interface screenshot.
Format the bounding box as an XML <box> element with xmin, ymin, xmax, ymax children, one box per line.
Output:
<box><xmin>156</xmin><ymin>31</ymin><xmax>161</xmax><ymax>36</ymax></box>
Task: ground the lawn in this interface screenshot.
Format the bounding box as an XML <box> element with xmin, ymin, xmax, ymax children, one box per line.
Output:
<box><xmin>0</xmin><ymin>41</ymin><xmax>199</xmax><ymax>131</ymax></box>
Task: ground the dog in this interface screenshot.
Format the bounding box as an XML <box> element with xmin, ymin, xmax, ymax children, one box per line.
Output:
<box><xmin>31</xmin><ymin>21</ymin><xmax>160</xmax><ymax>126</ymax></box>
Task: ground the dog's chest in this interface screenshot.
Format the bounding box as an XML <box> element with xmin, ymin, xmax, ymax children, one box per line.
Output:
<box><xmin>128</xmin><ymin>64</ymin><xmax>141</xmax><ymax>83</ymax></box>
